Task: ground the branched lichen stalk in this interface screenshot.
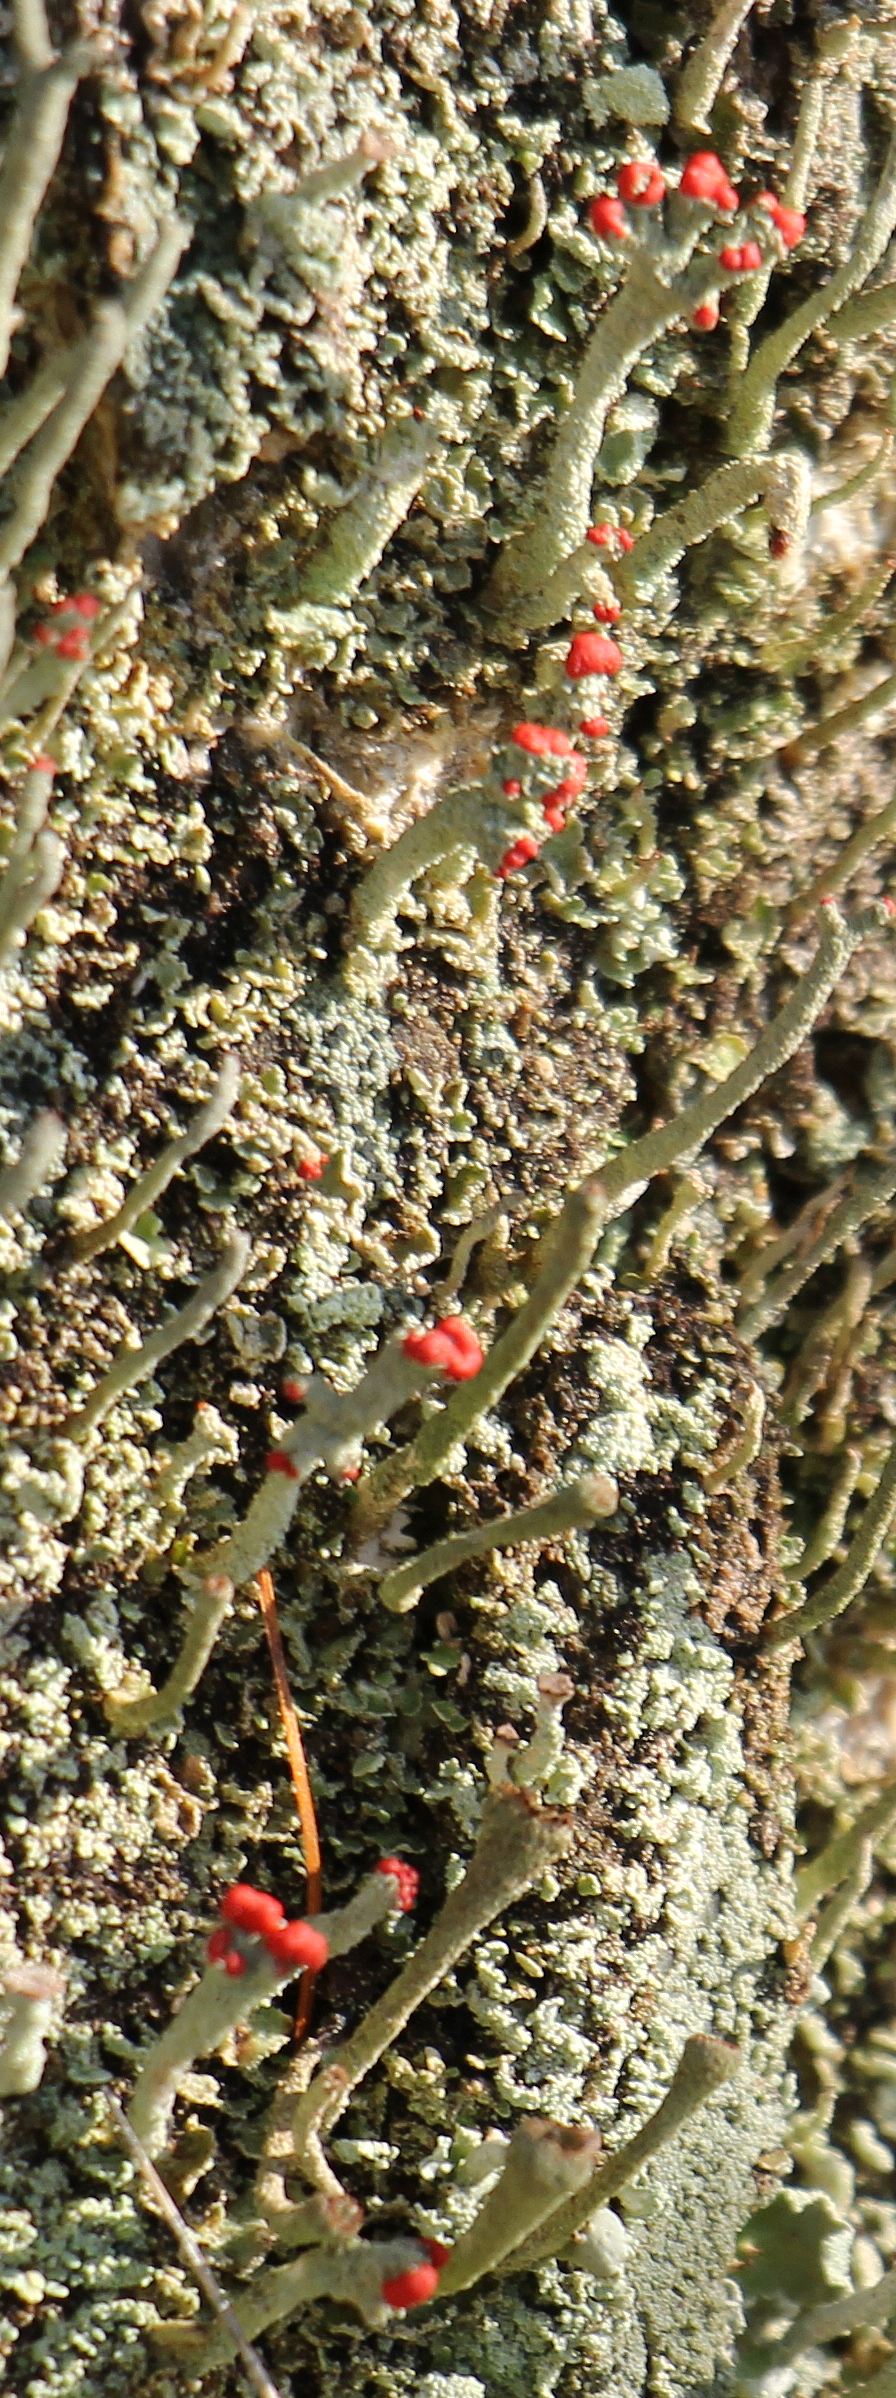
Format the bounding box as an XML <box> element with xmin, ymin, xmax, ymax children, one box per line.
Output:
<box><xmin>356</xmin><ymin>904</ymin><xmax>888</xmax><ymax>1536</ymax></box>
<box><xmin>108</xmin><ymin>2097</ymin><xmax>284</xmax><ymax>2398</ymax></box>
<box><xmin>787</xmin><ymin>792</ymin><xmax>896</xmax><ymax>922</ymax></box>
<box><xmin>673</xmin><ymin>0</ymin><xmax>757</xmax><ymax>132</ymax></box>
<box><xmin>0</xmin><ymin>216</ymin><xmax>189</xmax><ymax>575</ymax></box>
<box><xmin>129</xmin><ymin>1872</ymin><xmax>400</xmax><ymax>2156</ymax></box>
<box><xmin>796</xmin><ymin>1776</ymin><xmax>896</xmax><ymax>1915</ymax></box>
<box><xmin>738</xmin><ymin>1154</ymin><xmax>896</xmax><ymax>1339</ymax></box>
<box><xmin>773</xmin><ymin>2259</ymin><xmax>896</xmax><ymax>2367</ymax></box>
<box><xmin>71</xmin><ymin>1057</ymin><xmax>241</xmax><ymax>1264</ymax></box>
<box><xmin>788</xmin><ymin>669</ymin><xmax>896</xmax><ymax>763</ymax></box>
<box><xmin>768</xmin><ymin>1436</ymin><xmax>896</xmax><ymax>1650</ymax></box>
<box><xmin>378</xmin><ymin>1471</ymin><xmax>618</xmax><ymax>1613</ymax></box>
<box><xmin>809</xmin><ymin>1842</ymin><xmax>873</xmax><ymax>1970</ymax></box>
<box><xmin>64</xmin><ymin>1232</ymin><xmax>250</xmax><ymax>1439</ymax></box>
<box><xmin>486</xmin><ymin>245</ymin><xmax>743</xmax><ymax>620</ymax></box>
<box><xmin>726</xmin><ymin>127</ymin><xmax>896</xmax><ymax>455</ymax></box>
<box><xmin>0</xmin><ymin>35</ymin><xmax>96</xmax><ymax>382</ymax></box>
<box><xmin>0</xmin><ymin>1108</ymin><xmax>66</xmax><ymax>1219</ymax></box>
<box><xmin>504</xmin><ymin>2035</ymin><xmax>741</xmax><ymax>2268</ymax></box>
<box><xmin>352</xmin><ymin>1179</ymin><xmax>608</xmax><ymax>1533</ymax></box>
<box><xmin>0</xmin><ymin>828</ymin><xmax>63</xmax><ymax>965</ymax></box>
<box><xmin>438</xmin><ymin>2121</ymin><xmax>603</xmax><ymax>2294</ymax></box>
<box><xmin>290</xmin><ymin>1786</ymin><xmax>572</xmax><ymax>2180</ymax></box>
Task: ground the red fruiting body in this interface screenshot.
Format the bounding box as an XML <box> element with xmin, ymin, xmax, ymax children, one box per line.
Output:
<box><xmin>542</xmin><ymin>804</ymin><xmax>565</xmax><ymax>833</ymax></box>
<box><xmin>586</xmin><ymin>523</ymin><xmax>610</xmax><ymax>546</ymax></box>
<box><xmin>297</xmin><ymin>1156</ymin><xmax>326</xmax><ymax>1180</ymax></box>
<box><xmin>32</xmin><ymin>623</ymin><xmax>56</xmax><ymax>646</ymax></box>
<box><xmin>592</xmin><ymin>596</ymin><xmax>621</xmax><ymax>623</ymax></box>
<box><xmin>616</xmin><ymin>527</ymin><xmax>634</xmax><ymax>551</ymax></box>
<box><xmin>884</xmin><ymin>896</ymin><xmax>896</xmax><ymax>916</ymax></box>
<box><xmin>511</xmin><ymin>721</ymin><xmax>574</xmax><ymax>757</ymax></box>
<box><xmin>70</xmin><ymin>592</ymin><xmax>100</xmax><ymax>618</ymax></box>
<box><xmin>376</xmin><ymin>1856</ymin><xmax>421</xmax><ymax>1911</ymax></box>
<box><xmin>340</xmin><ymin>1462</ymin><xmax>361</xmax><ymax>1482</ymax></box>
<box><xmin>756</xmin><ymin>191</ymin><xmax>806</xmax><ymax>249</ymax></box>
<box><xmin>422</xmin><ymin>2240</ymin><xmax>452</xmax><ymax>2267</ymax></box>
<box><xmin>565</xmin><ymin>631</ymin><xmax>623</xmax><ymax>680</ymax></box>
<box><xmin>224</xmin><ymin>1949</ymin><xmax>247</xmax><ymax>1977</ymax></box>
<box><xmin>32</xmin><ymin>754</ymin><xmax>57</xmax><ymax>772</ymax></box>
<box><xmin>281</xmin><ymin>1377</ymin><xmax>306</xmax><ymax>1405</ymax></box>
<box><xmin>769</xmin><ymin>528</ymin><xmax>790</xmax><ymax>559</ymax></box>
<box><xmin>382</xmin><ymin>2263</ymin><xmax>441</xmax><ymax>2311</ymax></box>
<box><xmin>55</xmin><ymin>629</ymin><xmax>90</xmax><ymax>659</ymax></box>
<box><xmin>580</xmin><ymin>715</ymin><xmax>609</xmax><ymax>737</ymax></box>
<box><xmin>587</xmin><ymin>193</ymin><xmax>628</xmax><ymax>239</ymax></box>
<box><xmin>679</xmin><ymin>151</ymin><xmax>738</xmax><ymax>211</ymax></box>
<box><xmin>265</xmin><ymin>1449</ymin><xmax>300</xmax><ymax>1478</ymax></box>
<box><xmin>496</xmin><ymin>834</ymin><xmax>539</xmax><ymax>878</ymax></box>
<box><xmin>719</xmin><ymin>241</ymin><xmax>762</xmax><ymax>272</ymax></box>
<box><xmin>267</xmin><ymin>1919</ymin><xmax>330</xmax><ymax>1974</ymax></box>
<box><xmin>402</xmin><ymin>1318</ymin><xmax>484</xmax><ymax>1381</ymax></box>
<box><xmin>207</xmin><ymin>1926</ymin><xmax>233</xmax><ymax>1963</ymax></box>
<box><xmin>222</xmin><ymin>1885</ymin><xmax>287</xmax><ymax>1938</ymax></box>
<box><xmin>616</xmin><ymin>159</ymin><xmax>665</xmax><ymax>205</ymax></box>
<box><xmin>692</xmin><ymin>299</ymin><xmax>720</xmax><ymax>331</ymax></box>
<box><xmin>501</xmin><ymin>778</ymin><xmax>522</xmax><ymax>797</ymax></box>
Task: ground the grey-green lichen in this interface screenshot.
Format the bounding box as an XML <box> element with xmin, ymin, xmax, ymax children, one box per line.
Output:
<box><xmin>7</xmin><ymin>1</ymin><xmax>896</xmax><ymax>2395</ymax></box>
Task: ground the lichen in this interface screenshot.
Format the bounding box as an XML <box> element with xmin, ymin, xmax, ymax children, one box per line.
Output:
<box><xmin>5</xmin><ymin>2</ymin><xmax>896</xmax><ymax>2396</ymax></box>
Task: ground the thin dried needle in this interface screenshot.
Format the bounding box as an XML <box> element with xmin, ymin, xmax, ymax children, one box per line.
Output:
<box><xmin>256</xmin><ymin>1568</ymin><xmax>322</xmax><ymax>2039</ymax></box>
<box><xmin>107</xmin><ymin>2094</ymin><xmax>284</xmax><ymax>2398</ymax></box>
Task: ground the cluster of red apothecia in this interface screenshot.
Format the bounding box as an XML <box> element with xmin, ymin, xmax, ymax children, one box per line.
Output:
<box><xmin>207</xmin><ymin>1858</ymin><xmax>420</xmax><ymax>1979</ymax></box>
<box><xmin>587</xmin><ymin>149</ymin><xmax>806</xmax><ymax>334</ymax></box>
<box><xmin>207</xmin><ymin>1870</ymin><xmax>451</xmax><ymax>2311</ymax></box>
<box><xmin>494</xmin><ymin>536</ymin><xmax>630</xmax><ymax>879</ymax></box>
<box><xmin>31</xmin><ymin>590</ymin><xmax>100</xmax><ymax>663</ymax></box>
<box><xmin>263</xmin><ymin>1316</ymin><xmax>486</xmax><ymax>1482</ymax></box>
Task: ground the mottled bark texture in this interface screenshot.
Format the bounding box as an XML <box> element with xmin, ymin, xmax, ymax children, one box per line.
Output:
<box><xmin>4</xmin><ymin>5</ymin><xmax>896</xmax><ymax>2398</ymax></box>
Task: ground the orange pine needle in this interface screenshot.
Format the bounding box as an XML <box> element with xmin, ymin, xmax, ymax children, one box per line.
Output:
<box><xmin>255</xmin><ymin>1567</ymin><xmax>322</xmax><ymax>2038</ymax></box>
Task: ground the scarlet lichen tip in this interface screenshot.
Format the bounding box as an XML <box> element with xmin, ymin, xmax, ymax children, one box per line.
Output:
<box><xmin>587</xmin><ymin>193</ymin><xmax>628</xmax><ymax>240</ymax></box>
<box><xmin>616</xmin><ymin>158</ymin><xmax>665</xmax><ymax>206</ymax></box>
<box><xmin>580</xmin><ymin>715</ymin><xmax>610</xmax><ymax>738</ymax></box>
<box><xmin>756</xmin><ymin>190</ymin><xmax>806</xmax><ymax>249</ymax></box>
<box><xmin>510</xmin><ymin>721</ymin><xmax>574</xmax><ymax>757</ymax></box>
<box><xmin>692</xmin><ymin>299</ymin><xmax>720</xmax><ymax>331</ymax></box>
<box><xmin>679</xmin><ymin>150</ymin><xmax>738</xmax><ymax>212</ymax></box>
<box><xmin>592</xmin><ymin>597</ymin><xmax>621</xmax><ymax>623</ymax></box>
<box><xmin>501</xmin><ymin>777</ymin><xmax>523</xmax><ymax>797</ymax></box>
<box><xmin>565</xmin><ymin>631</ymin><xmax>623</xmax><ymax>680</ymax></box>
<box><xmin>55</xmin><ymin>628</ymin><xmax>90</xmax><ymax>660</ymax></box>
<box><xmin>401</xmin><ymin>1316</ymin><xmax>484</xmax><ymax>1380</ymax></box>
<box><xmin>265</xmin><ymin>1449</ymin><xmax>300</xmax><ymax>1479</ymax></box>
<box><xmin>297</xmin><ymin>1156</ymin><xmax>327</xmax><ymax>1181</ymax></box>
<box><xmin>281</xmin><ymin>1377</ymin><xmax>306</xmax><ymax>1405</ymax></box>
<box><xmin>381</xmin><ymin>2261</ymin><xmax>441</xmax><ymax>2311</ymax></box>
<box><xmin>375</xmin><ymin>1855</ymin><xmax>420</xmax><ymax>1911</ymax></box>
<box><xmin>496</xmin><ymin>833</ymin><xmax>540</xmax><ymax>878</ymax></box>
<box><xmin>32</xmin><ymin>754</ymin><xmax>57</xmax><ymax>772</ymax></box>
<box><xmin>266</xmin><ymin>1919</ymin><xmax>329</xmax><ymax>1973</ymax></box>
<box><xmin>422</xmin><ymin>2239</ymin><xmax>452</xmax><ymax>2268</ymax></box>
<box><xmin>224</xmin><ymin>1950</ymin><xmax>247</xmax><ymax>1977</ymax></box>
<box><xmin>719</xmin><ymin>241</ymin><xmax>762</xmax><ymax>273</ymax></box>
<box><xmin>587</xmin><ymin>522</ymin><xmax>632</xmax><ymax>553</ymax></box>
<box><xmin>221</xmin><ymin>1884</ymin><xmax>287</xmax><ymax>1938</ymax></box>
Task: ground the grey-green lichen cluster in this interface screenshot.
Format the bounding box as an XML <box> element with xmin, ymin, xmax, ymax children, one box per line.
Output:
<box><xmin>7</xmin><ymin>0</ymin><xmax>896</xmax><ymax>2392</ymax></box>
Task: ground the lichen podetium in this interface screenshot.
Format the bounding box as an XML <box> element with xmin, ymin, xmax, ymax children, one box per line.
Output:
<box><xmin>5</xmin><ymin>3</ymin><xmax>896</xmax><ymax>2395</ymax></box>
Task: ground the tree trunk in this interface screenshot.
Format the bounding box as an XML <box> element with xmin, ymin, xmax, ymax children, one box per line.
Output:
<box><xmin>2</xmin><ymin>5</ymin><xmax>895</xmax><ymax>2396</ymax></box>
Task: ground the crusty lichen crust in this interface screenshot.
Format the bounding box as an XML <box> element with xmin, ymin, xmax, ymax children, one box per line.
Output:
<box><xmin>5</xmin><ymin>2</ymin><xmax>896</xmax><ymax>2394</ymax></box>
